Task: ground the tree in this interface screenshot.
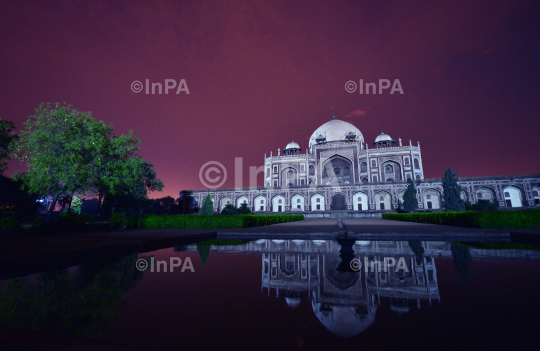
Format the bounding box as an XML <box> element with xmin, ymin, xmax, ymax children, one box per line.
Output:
<box><xmin>70</xmin><ymin>196</ymin><xmax>83</xmax><ymax>215</ymax></box>
<box><xmin>408</xmin><ymin>241</ymin><xmax>425</xmax><ymax>265</ymax></box>
<box><xmin>442</xmin><ymin>168</ymin><xmax>465</xmax><ymax>211</ymax></box>
<box><xmin>12</xmin><ymin>103</ymin><xmax>163</xmax><ymax>221</ymax></box>
<box><xmin>470</xmin><ymin>199</ymin><xmax>498</xmax><ymax>212</ymax></box>
<box><xmin>221</xmin><ymin>204</ymin><xmax>238</xmax><ymax>215</ymax></box>
<box><xmin>0</xmin><ymin>116</ymin><xmax>17</xmax><ymax>174</ymax></box>
<box><xmin>451</xmin><ymin>243</ymin><xmax>472</xmax><ymax>283</ymax></box>
<box><xmin>0</xmin><ymin>174</ymin><xmax>43</xmax><ymax>221</ymax></box>
<box><xmin>12</xmin><ymin>104</ymin><xmax>114</xmax><ymax>221</ymax></box>
<box><xmin>403</xmin><ymin>178</ymin><xmax>420</xmax><ymax>212</ymax></box>
<box><xmin>99</xmin><ymin>161</ymin><xmax>164</xmax><ymax>217</ymax></box>
<box><xmin>196</xmin><ymin>243</ymin><xmax>211</xmax><ymax>266</ymax></box>
<box><xmin>178</xmin><ymin>190</ymin><xmax>197</xmax><ymax>214</ymax></box>
<box><xmin>238</xmin><ymin>203</ymin><xmax>251</xmax><ymax>214</ymax></box>
<box><xmin>198</xmin><ymin>194</ymin><xmax>214</xmax><ymax>216</ymax></box>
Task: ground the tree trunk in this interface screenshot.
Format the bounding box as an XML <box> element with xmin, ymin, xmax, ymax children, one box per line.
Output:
<box><xmin>67</xmin><ymin>193</ymin><xmax>73</xmax><ymax>213</ymax></box>
<box><xmin>97</xmin><ymin>192</ymin><xmax>103</xmax><ymax>217</ymax></box>
<box><xmin>46</xmin><ymin>193</ymin><xmax>61</xmax><ymax>222</ymax></box>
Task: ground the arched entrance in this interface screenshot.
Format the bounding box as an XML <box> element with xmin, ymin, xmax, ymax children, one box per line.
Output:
<box><xmin>331</xmin><ymin>193</ymin><xmax>347</xmax><ymax>210</ymax></box>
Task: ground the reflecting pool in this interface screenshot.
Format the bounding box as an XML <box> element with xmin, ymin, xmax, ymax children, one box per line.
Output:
<box><xmin>1</xmin><ymin>239</ymin><xmax>540</xmax><ymax>350</ymax></box>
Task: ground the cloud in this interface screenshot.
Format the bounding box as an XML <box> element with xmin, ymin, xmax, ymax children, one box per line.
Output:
<box><xmin>344</xmin><ymin>109</ymin><xmax>367</xmax><ymax>118</ymax></box>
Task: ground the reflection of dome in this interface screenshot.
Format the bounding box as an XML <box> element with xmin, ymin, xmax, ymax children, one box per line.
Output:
<box><xmin>374</xmin><ymin>132</ymin><xmax>393</xmax><ymax>143</ymax></box>
<box><xmin>285</xmin><ymin>297</ymin><xmax>301</xmax><ymax>309</ymax></box>
<box><xmin>309</xmin><ymin>119</ymin><xmax>364</xmax><ymax>151</ymax></box>
<box><xmin>355</xmin><ymin>240</ymin><xmax>371</xmax><ymax>246</ymax></box>
<box><xmin>285</xmin><ymin>141</ymin><xmax>300</xmax><ymax>150</ymax></box>
<box><xmin>312</xmin><ymin>300</ymin><xmax>376</xmax><ymax>338</ymax></box>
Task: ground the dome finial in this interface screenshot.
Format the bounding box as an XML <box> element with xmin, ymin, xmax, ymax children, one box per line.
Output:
<box><xmin>333</xmin><ymin>110</ymin><xmax>336</xmax><ymax>120</ymax></box>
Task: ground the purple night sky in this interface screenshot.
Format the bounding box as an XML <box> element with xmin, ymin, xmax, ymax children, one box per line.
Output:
<box><xmin>1</xmin><ymin>0</ymin><xmax>539</xmax><ymax>198</ymax></box>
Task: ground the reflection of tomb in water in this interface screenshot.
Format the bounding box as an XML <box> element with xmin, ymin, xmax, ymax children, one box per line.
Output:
<box><xmin>259</xmin><ymin>240</ymin><xmax>439</xmax><ymax>338</ymax></box>
<box><xmin>183</xmin><ymin>239</ymin><xmax>540</xmax><ymax>338</ymax></box>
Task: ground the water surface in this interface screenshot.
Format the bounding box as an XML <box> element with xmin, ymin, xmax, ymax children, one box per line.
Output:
<box><xmin>1</xmin><ymin>239</ymin><xmax>540</xmax><ymax>350</ymax></box>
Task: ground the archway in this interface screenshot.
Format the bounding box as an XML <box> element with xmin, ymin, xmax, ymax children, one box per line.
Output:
<box><xmin>272</xmin><ymin>195</ymin><xmax>286</xmax><ymax>212</ymax></box>
<box><xmin>322</xmin><ymin>156</ymin><xmax>353</xmax><ymax>185</ymax></box>
<box><xmin>353</xmin><ymin>192</ymin><xmax>368</xmax><ymax>211</ymax></box>
<box><xmin>311</xmin><ymin>194</ymin><xmax>325</xmax><ymax>211</ymax></box>
<box><xmin>236</xmin><ymin>195</ymin><xmax>248</xmax><ymax>208</ymax></box>
<box><xmin>254</xmin><ymin>195</ymin><xmax>266</xmax><ymax>212</ymax></box>
<box><xmin>331</xmin><ymin>193</ymin><xmax>347</xmax><ymax>210</ymax></box>
<box><xmin>422</xmin><ymin>190</ymin><xmax>441</xmax><ymax>210</ymax></box>
<box><xmin>219</xmin><ymin>197</ymin><xmax>232</xmax><ymax>211</ymax></box>
<box><xmin>475</xmin><ymin>187</ymin><xmax>496</xmax><ymax>204</ymax></box>
<box><xmin>375</xmin><ymin>191</ymin><xmax>391</xmax><ymax>210</ymax></box>
<box><xmin>503</xmin><ymin>186</ymin><xmax>523</xmax><ymax>208</ymax></box>
<box><xmin>291</xmin><ymin>194</ymin><xmax>305</xmax><ymax>211</ymax></box>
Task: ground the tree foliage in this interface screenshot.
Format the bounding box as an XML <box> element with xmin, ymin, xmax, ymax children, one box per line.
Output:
<box><xmin>403</xmin><ymin>178</ymin><xmax>420</xmax><ymax>212</ymax></box>
<box><xmin>238</xmin><ymin>202</ymin><xmax>252</xmax><ymax>214</ymax></box>
<box><xmin>178</xmin><ymin>190</ymin><xmax>198</xmax><ymax>214</ymax></box>
<box><xmin>221</xmin><ymin>204</ymin><xmax>238</xmax><ymax>215</ymax></box>
<box><xmin>198</xmin><ymin>194</ymin><xmax>214</xmax><ymax>216</ymax></box>
<box><xmin>0</xmin><ymin>116</ymin><xmax>17</xmax><ymax>174</ymax></box>
<box><xmin>11</xmin><ymin>103</ymin><xmax>163</xmax><ymax>221</ymax></box>
<box><xmin>0</xmin><ymin>174</ymin><xmax>43</xmax><ymax>221</ymax></box>
<box><xmin>70</xmin><ymin>196</ymin><xmax>83</xmax><ymax>215</ymax></box>
<box><xmin>442</xmin><ymin>168</ymin><xmax>465</xmax><ymax>211</ymax></box>
<box><xmin>469</xmin><ymin>199</ymin><xmax>498</xmax><ymax>212</ymax></box>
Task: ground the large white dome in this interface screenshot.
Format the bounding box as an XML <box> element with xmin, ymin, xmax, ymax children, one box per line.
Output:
<box><xmin>309</xmin><ymin>119</ymin><xmax>364</xmax><ymax>151</ymax></box>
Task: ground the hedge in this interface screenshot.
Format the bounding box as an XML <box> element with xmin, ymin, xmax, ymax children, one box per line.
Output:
<box><xmin>382</xmin><ymin>209</ymin><xmax>540</xmax><ymax>229</ymax></box>
<box><xmin>125</xmin><ymin>214</ymin><xmax>304</xmax><ymax>230</ymax></box>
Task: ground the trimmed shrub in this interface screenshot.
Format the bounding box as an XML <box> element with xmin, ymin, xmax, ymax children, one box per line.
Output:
<box><xmin>383</xmin><ymin>209</ymin><xmax>540</xmax><ymax>229</ymax></box>
<box><xmin>125</xmin><ymin>214</ymin><xmax>304</xmax><ymax>229</ymax></box>
<box><xmin>477</xmin><ymin>210</ymin><xmax>540</xmax><ymax>229</ymax></box>
<box><xmin>383</xmin><ymin>211</ymin><xmax>480</xmax><ymax>227</ymax></box>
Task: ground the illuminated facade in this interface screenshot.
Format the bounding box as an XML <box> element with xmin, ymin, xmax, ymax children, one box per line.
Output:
<box><xmin>192</xmin><ymin>113</ymin><xmax>540</xmax><ymax>214</ymax></box>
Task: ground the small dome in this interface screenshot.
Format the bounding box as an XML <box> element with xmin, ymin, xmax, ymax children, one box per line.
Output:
<box><xmin>374</xmin><ymin>132</ymin><xmax>393</xmax><ymax>143</ymax></box>
<box><xmin>285</xmin><ymin>141</ymin><xmax>300</xmax><ymax>150</ymax></box>
<box><xmin>285</xmin><ymin>297</ymin><xmax>301</xmax><ymax>309</ymax></box>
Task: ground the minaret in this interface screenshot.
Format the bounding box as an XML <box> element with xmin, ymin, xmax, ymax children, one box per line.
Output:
<box><xmin>399</xmin><ymin>138</ymin><xmax>402</xmax><ymax>147</ymax></box>
<box><xmin>278</xmin><ymin>148</ymin><xmax>280</xmax><ymax>156</ymax></box>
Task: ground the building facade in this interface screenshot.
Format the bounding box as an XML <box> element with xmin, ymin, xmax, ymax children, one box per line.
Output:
<box><xmin>192</xmin><ymin>113</ymin><xmax>540</xmax><ymax>215</ymax></box>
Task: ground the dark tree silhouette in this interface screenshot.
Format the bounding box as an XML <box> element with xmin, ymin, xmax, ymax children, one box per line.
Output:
<box><xmin>237</xmin><ymin>203</ymin><xmax>251</xmax><ymax>214</ymax></box>
<box><xmin>403</xmin><ymin>178</ymin><xmax>420</xmax><ymax>212</ymax></box>
<box><xmin>451</xmin><ymin>243</ymin><xmax>472</xmax><ymax>283</ymax></box>
<box><xmin>178</xmin><ymin>190</ymin><xmax>197</xmax><ymax>214</ymax></box>
<box><xmin>198</xmin><ymin>194</ymin><xmax>213</xmax><ymax>216</ymax></box>
<box><xmin>442</xmin><ymin>168</ymin><xmax>466</xmax><ymax>211</ymax></box>
<box><xmin>221</xmin><ymin>204</ymin><xmax>238</xmax><ymax>215</ymax></box>
<box><xmin>196</xmin><ymin>243</ymin><xmax>211</xmax><ymax>266</ymax></box>
<box><xmin>408</xmin><ymin>240</ymin><xmax>425</xmax><ymax>265</ymax></box>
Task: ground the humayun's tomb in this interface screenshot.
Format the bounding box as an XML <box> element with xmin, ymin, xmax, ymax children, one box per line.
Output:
<box><xmin>191</xmin><ymin>112</ymin><xmax>540</xmax><ymax>216</ymax></box>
